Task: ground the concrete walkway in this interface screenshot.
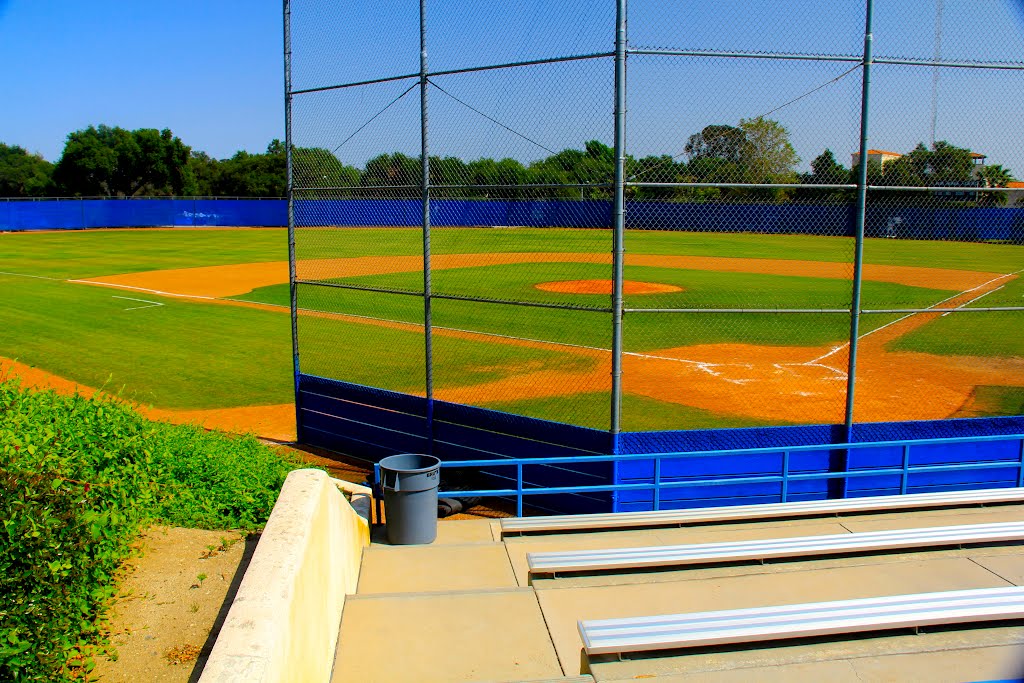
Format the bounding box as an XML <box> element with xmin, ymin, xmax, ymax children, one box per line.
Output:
<box><xmin>333</xmin><ymin>503</ymin><xmax>1024</xmax><ymax>682</ymax></box>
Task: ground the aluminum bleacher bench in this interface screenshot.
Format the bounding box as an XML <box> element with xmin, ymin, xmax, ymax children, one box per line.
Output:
<box><xmin>578</xmin><ymin>586</ymin><xmax>1024</xmax><ymax>657</ymax></box>
<box><xmin>501</xmin><ymin>487</ymin><xmax>1024</xmax><ymax>536</ymax></box>
<box><xmin>527</xmin><ymin>521</ymin><xmax>1024</xmax><ymax>575</ymax></box>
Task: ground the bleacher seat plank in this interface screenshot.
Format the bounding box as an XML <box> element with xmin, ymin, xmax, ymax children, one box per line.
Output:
<box><xmin>502</xmin><ymin>488</ymin><xmax>1024</xmax><ymax>536</ymax></box>
<box><xmin>578</xmin><ymin>586</ymin><xmax>1024</xmax><ymax>655</ymax></box>
<box><xmin>528</xmin><ymin>521</ymin><xmax>1024</xmax><ymax>574</ymax></box>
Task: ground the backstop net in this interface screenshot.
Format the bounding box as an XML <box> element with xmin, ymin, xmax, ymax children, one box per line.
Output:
<box><xmin>285</xmin><ymin>0</ymin><xmax>1024</xmax><ymax>450</ymax></box>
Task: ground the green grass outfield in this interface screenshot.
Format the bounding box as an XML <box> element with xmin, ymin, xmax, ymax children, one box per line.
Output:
<box><xmin>0</xmin><ymin>227</ymin><xmax>1021</xmax><ymax>430</ymax></box>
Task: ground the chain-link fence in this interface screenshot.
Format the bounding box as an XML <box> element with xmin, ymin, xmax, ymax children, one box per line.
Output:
<box><xmin>285</xmin><ymin>0</ymin><xmax>1024</xmax><ymax>443</ymax></box>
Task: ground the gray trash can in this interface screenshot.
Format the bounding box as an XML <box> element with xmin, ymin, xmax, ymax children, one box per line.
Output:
<box><xmin>379</xmin><ymin>453</ymin><xmax>441</xmax><ymax>545</ymax></box>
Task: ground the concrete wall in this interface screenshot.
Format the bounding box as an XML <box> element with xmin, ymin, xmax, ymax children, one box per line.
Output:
<box><xmin>199</xmin><ymin>469</ymin><xmax>370</xmax><ymax>683</ymax></box>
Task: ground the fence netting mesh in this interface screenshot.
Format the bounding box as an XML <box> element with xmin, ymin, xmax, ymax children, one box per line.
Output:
<box><xmin>288</xmin><ymin>0</ymin><xmax>1024</xmax><ymax>434</ymax></box>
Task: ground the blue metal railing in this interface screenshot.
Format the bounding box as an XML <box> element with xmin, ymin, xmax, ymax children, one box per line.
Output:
<box><xmin>372</xmin><ymin>433</ymin><xmax>1024</xmax><ymax>518</ymax></box>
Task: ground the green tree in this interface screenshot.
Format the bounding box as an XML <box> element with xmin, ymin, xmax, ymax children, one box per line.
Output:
<box><xmin>524</xmin><ymin>159</ymin><xmax>578</xmax><ymax>199</ymax></box>
<box><xmin>184</xmin><ymin>151</ymin><xmax>220</xmax><ymax>196</ymax></box>
<box><xmin>928</xmin><ymin>141</ymin><xmax>976</xmax><ymax>185</ymax></box>
<box><xmin>52</xmin><ymin>125</ymin><xmax>191</xmax><ymax>197</ymax></box>
<box><xmin>214</xmin><ymin>140</ymin><xmax>286</xmax><ymax>197</ymax></box>
<box><xmin>361</xmin><ymin>153</ymin><xmax>420</xmax><ymax>197</ymax></box>
<box><xmin>684</xmin><ymin>125</ymin><xmax>746</xmax><ymax>164</ymax></box>
<box><xmin>977</xmin><ymin>163</ymin><xmax>1013</xmax><ymax>188</ymax></box>
<box><xmin>292</xmin><ymin>147</ymin><xmax>360</xmax><ymax>193</ymax></box>
<box><xmin>630</xmin><ymin>154</ymin><xmax>684</xmax><ymax>199</ymax></box>
<box><xmin>526</xmin><ymin>140</ymin><xmax>615</xmax><ymax>198</ymax></box>
<box><xmin>796</xmin><ymin>149</ymin><xmax>851</xmax><ymax>203</ymax></box>
<box><xmin>738</xmin><ymin>117</ymin><xmax>800</xmax><ymax>185</ymax></box>
<box><xmin>0</xmin><ymin>143</ymin><xmax>53</xmax><ymax>196</ymax></box>
<box><xmin>978</xmin><ymin>164</ymin><xmax>1014</xmax><ymax>206</ymax></box>
<box><xmin>429</xmin><ymin>155</ymin><xmax>470</xmax><ymax>197</ymax></box>
<box><xmin>880</xmin><ymin>141</ymin><xmax>976</xmax><ymax>188</ymax></box>
<box><xmin>808</xmin><ymin>149</ymin><xmax>849</xmax><ymax>184</ymax></box>
<box><xmin>679</xmin><ymin>156</ymin><xmax>746</xmax><ymax>201</ymax></box>
<box><xmin>466</xmin><ymin>157</ymin><xmax>528</xmax><ymax>198</ymax></box>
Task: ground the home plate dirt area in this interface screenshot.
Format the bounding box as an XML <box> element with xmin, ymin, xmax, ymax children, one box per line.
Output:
<box><xmin>73</xmin><ymin>251</ymin><xmax>1024</xmax><ymax>427</ymax></box>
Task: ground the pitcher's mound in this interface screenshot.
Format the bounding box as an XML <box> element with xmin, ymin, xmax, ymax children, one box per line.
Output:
<box><xmin>536</xmin><ymin>279</ymin><xmax>683</xmax><ymax>295</ymax></box>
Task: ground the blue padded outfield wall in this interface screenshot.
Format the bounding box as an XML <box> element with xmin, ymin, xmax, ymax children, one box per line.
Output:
<box><xmin>5</xmin><ymin>198</ymin><xmax>1024</xmax><ymax>242</ymax></box>
<box><xmin>293</xmin><ymin>199</ymin><xmax>1024</xmax><ymax>241</ymax></box>
<box><xmin>299</xmin><ymin>374</ymin><xmax>1024</xmax><ymax>515</ymax></box>
<box><xmin>1</xmin><ymin>198</ymin><xmax>287</xmax><ymax>230</ymax></box>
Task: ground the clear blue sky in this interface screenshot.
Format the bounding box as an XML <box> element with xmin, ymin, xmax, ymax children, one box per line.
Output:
<box><xmin>3</xmin><ymin>0</ymin><xmax>1024</xmax><ymax>174</ymax></box>
<box><xmin>0</xmin><ymin>1</ymin><xmax>281</xmax><ymax>161</ymax></box>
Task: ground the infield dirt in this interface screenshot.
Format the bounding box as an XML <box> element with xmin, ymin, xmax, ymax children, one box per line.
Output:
<box><xmin>536</xmin><ymin>279</ymin><xmax>683</xmax><ymax>294</ymax></box>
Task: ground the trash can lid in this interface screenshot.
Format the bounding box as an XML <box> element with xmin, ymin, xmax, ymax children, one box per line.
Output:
<box><xmin>379</xmin><ymin>453</ymin><xmax>441</xmax><ymax>473</ymax></box>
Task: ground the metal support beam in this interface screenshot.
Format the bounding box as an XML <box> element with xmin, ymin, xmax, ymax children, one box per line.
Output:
<box><xmin>290</xmin><ymin>52</ymin><xmax>615</xmax><ymax>96</ymax></box>
<box><xmin>283</xmin><ymin>0</ymin><xmax>301</xmax><ymax>440</ymax></box>
<box><xmin>846</xmin><ymin>0</ymin><xmax>874</xmax><ymax>439</ymax></box>
<box><xmin>420</xmin><ymin>0</ymin><xmax>434</xmax><ymax>448</ymax></box>
<box><xmin>610</xmin><ymin>0</ymin><xmax>628</xmax><ymax>442</ymax></box>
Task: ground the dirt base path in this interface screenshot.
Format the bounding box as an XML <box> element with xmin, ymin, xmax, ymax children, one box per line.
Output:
<box><xmin>75</xmin><ymin>252</ymin><xmax>999</xmax><ymax>299</ymax></box>
<box><xmin>0</xmin><ymin>358</ymin><xmax>296</xmax><ymax>441</ymax></box>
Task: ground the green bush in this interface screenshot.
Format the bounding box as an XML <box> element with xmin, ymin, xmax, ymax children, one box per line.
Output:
<box><xmin>0</xmin><ymin>379</ymin><xmax>301</xmax><ymax>681</ymax></box>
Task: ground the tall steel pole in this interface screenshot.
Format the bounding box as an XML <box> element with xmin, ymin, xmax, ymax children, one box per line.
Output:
<box><xmin>420</xmin><ymin>0</ymin><xmax>435</xmax><ymax>446</ymax></box>
<box><xmin>284</xmin><ymin>0</ymin><xmax>301</xmax><ymax>441</ymax></box>
<box><xmin>845</xmin><ymin>0</ymin><xmax>874</xmax><ymax>442</ymax></box>
<box><xmin>610</xmin><ymin>0</ymin><xmax>628</xmax><ymax>446</ymax></box>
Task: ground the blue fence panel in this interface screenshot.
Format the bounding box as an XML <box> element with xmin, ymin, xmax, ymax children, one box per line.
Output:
<box><xmin>300</xmin><ymin>372</ymin><xmax>1024</xmax><ymax>515</ymax></box>
<box><xmin>615</xmin><ymin>449</ymin><xmax>838</xmax><ymax>511</ymax></box>
<box><xmin>81</xmin><ymin>199</ymin><xmax>176</xmax><ymax>227</ymax></box>
<box><xmin>853</xmin><ymin>416</ymin><xmax>1024</xmax><ymax>442</ymax></box>
<box><xmin>190</xmin><ymin>199</ymin><xmax>286</xmax><ymax>226</ymax></box>
<box><xmin>297</xmin><ymin>375</ymin><xmax>429</xmax><ymax>460</ymax></box>
<box><xmin>432</xmin><ymin>398</ymin><xmax>613</xmax><ymax>514</ymax></box>
<box><xmin>613</xmin><ymin>417</ymin><xmax>1024</xmax><ymax>513</ymax></box>
<box><xmin>864</xmin><ymin>204</ymin><xmax>1024</xmax><ymax>242</ymax></box>
<box><xmin>6</xmin><ymin>200</ymin><xmax>86</xmax><ymax>230</ymax></box>
<box><xmin>2</xmin><ymin>199</ymin><xmax>287</xmax><ymax>230</ymax></box>
<box><xmin>624</xmin><ymin>201</ymin><xmax>855</xmax><ymax>235</ymax></box>
<box><xmin>293</xmin><ymin>199</ymin><xmax>421</xmax><ymax>227</ymax></box>
<box><xmin>616</xmin><ymin>424</ymin><xmax>845</xmax><ymax>455</ymax></box>
<box><xmin>297</xmin><ymin>375</ymin><xmax>613</xmax><ymax>514</ymax></box>
<box><xmin>5</xmin><ymin>198</ymin><xmax>1024</xmax><ymax>238</ymax></box>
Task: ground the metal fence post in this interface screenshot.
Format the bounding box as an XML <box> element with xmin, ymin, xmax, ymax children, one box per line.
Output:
<box><xmin>846</xmin><ymin>0</ymin><xmax>874</xmax><ymax>439</ymax></box>
<box><xmin>420</xmin><ymin>0</ymin><xmax>435</xmax><ymax>451</ymax></box>
<box><xmin>284</xmin><ymin>0</ymin><xmax>301</xmax><ymax>440</ymax></box>
<box><xmin>610</xmin><ymin>0</ymin><xmax>628</xmax><ymax>446</ymax></box>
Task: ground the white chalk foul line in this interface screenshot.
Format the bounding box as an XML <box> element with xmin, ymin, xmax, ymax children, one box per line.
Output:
<box><xmin>0</xmin><ymin>270</ymin><xmax>65</xmax><ymax>281</ymax></box>
<box><xmin>810</xmin><ymin>267</ymin><xmax>1024</xmax><ymax>365</ymax></box>
<box><xmin>940</xmin><ymin>285</ymin><xmax>1003</xmax><ymax>317</ymax></box>
<box><xmin>111</xmin><ymin>295</ymin><xmax>164</xmax><ymax>311</ymax></box>
<box><xmin>67</xmin><ymin>279</ymin><xmax>219</xmax><ymax>301</ymax></box>
<box><xmin>621</xmin><ymin>351</ymin><xmax>756</xmax><ymax>384</ymax></box>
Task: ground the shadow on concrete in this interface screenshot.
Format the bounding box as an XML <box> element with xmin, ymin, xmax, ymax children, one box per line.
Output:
<box><xmin>188</xmin><ymin>533</ymin><xmax>261</xmax><ymax>683</ymax></box>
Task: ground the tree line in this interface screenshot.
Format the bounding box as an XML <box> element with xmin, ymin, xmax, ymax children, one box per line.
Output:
<box><xmin>0</xmin><ymin>119</ymin><xmax>1013</xmax><ymax>205</ymax></box>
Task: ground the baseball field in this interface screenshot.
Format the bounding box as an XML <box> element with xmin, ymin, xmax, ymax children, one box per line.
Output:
<box><xmin>1</xmin><ymin>226</ymin><xmax>1021</xmax><ymax>439</ymax></box>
